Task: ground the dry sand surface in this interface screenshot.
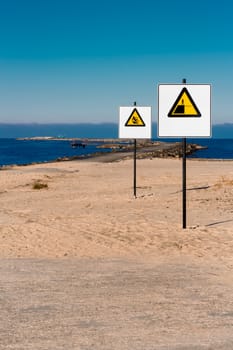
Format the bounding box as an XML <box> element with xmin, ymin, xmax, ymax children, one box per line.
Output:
<box><xmin>0</xmin><ymin>157</ymin><xmax>233</xmax><ymax>349</ymax></box>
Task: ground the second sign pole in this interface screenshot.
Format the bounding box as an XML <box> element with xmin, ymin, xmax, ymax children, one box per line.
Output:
<box><xmin>133</xmin><ymin>101</ymin><xmax>137</xmax><ymax>198</ymax></box>
<box><xmin>182</xmin><ymin>78</ymin><xmax>187</xmax><ymax>229</ymax></box>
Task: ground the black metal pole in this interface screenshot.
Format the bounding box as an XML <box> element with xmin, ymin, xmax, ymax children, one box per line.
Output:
<box><xmin>134</xmin><ymin>138</ymin><xmax>137</xmax><ymax>198</ymax></box>
<box><xmin>133</xmin><ymin>101</ymin><xmax>137</xmax><ymax>198</ymax></box>
<box><xmin>182</xmin><ymin>137</ymin><xmax>187</xmax><ymax>229</ymax></box>
<box><xmin>182</xmin><ymin>79</ymin><xmax>187</xmax><ymax>229</ymax></box>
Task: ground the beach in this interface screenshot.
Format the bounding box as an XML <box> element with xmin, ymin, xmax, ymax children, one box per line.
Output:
<box><xmin>0</xmin><ymin>156</ymin><xmax>232</xmax><ymax>258</ymax></box>
<box><xmin>0</xmin><ymin>156</ymin><xmax>233</xmax><ymax>349</ymax></box>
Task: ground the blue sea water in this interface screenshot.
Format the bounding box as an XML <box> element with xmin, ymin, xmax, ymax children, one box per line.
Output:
<box><xmin>186</xmin><ymin>138</ymin><xmax>233</xmax><ymax>159</ymax></box>
<box><xmin>0</xmin><ymin>122</ymin><xmax>232</xmax><ymax>139</ymax></box>
<box><xmin>0</xmin><ymin>138</ymin><xmax>232</xmax><ymax>167</ymax></box>
<box><xmin>0</xmin><ymin>123</ymin><xmax>232</xmax><ymax>166</ymax></box>
<box><xmin>159</xmin><ymin>138</ymin><xmax>233</xmax><ymax>160</ymax></box>
<box><xmin>0</xmin><ymin>139</ymin><xmax>112</xmax><ymax>166</ymax></box>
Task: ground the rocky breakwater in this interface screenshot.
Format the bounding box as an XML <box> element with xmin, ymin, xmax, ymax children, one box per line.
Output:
<box><xmin>98</xmin><ymin>140</ymin><xmax>207</xmax><ymax>160</ymax></box>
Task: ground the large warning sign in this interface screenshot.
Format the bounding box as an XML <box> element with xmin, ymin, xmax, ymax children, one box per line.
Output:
<box><xmin>168</xmin><ymin>87</ymin><xmax>201</xmax><ymax>117</ymax></box>
<box><xmin>158</xmin><ymin>84</ymin><xmax>211</xmax><ymax>138</ymax></box>
<box><xmin>125</xmin><ymin>108</ymin><xmax>145</xmax><ymax>126</ymax></box>
<box><xmin>119</xmin><ymin>106</ymin><xmax>151</xmax><ymax>139</ymax></box>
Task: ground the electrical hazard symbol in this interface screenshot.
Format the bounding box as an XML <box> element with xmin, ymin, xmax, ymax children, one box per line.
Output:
<box><xmin>125</xmin><ymin>108</ymin><xmax>146</xmax><ymax>127</ymax></box>
<box><xmin>168</xmin><ymin>87</ymin><xmax>201</xmax><ymax>118</ymax></box>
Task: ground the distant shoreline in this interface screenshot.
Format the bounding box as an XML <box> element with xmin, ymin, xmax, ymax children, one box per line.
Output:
<box><xmin>17</xmin><ymin>136</ymin><xmax>136</xmax><ymax>143</ymax></box>
<box><xmin>0</xmin><ymin>139</ymin><xmax>209</xmax><ymax>168</ymax></box>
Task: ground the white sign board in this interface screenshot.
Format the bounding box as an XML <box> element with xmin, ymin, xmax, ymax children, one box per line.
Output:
<box><xmin>158</xmin><ymin>84</ymin><xmax>211</xmax><ymax>137</ymax></box>
<box><xmin>119</xmin><ymin>106</ymin><xmax>152</xmax><ymax>139</ymax></box>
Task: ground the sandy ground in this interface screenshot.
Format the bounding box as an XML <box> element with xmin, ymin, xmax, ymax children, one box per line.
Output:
<box><xmin>0</xmin><ymin>157</ymin><xmax>233</xmax><ymax>349</ymax></box>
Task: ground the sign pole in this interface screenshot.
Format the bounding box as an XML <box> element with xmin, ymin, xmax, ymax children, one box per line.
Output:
<box><xmin>134</xmin><ymin>138</ymin><xmax>137</xmax><ymax>198</ymax></box>
<box><xmin>119</xmin><ymin>103</ymin><xmax>151</xmax><ymax>198</ymax></box>
<box><xmin>182</xmin><ymin>136</ymin><xmax>187</xmax><ymax>229</ymax></box>
<box><xmin>182</xmin><ymin>78</ymin><xmax>187</xmax><ymax>229</ymax></box>
<box><xmin>133</xmin><ymin>101</ymin><xmax>137</xmax><ymax>198</ymax></box>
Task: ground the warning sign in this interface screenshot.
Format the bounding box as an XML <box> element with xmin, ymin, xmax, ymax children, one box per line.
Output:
<box><xmin>158</xmin><ymin>84</ymin><xmax>211</xmax><ymax>137</ymax></box>
<box><xmin>168</xmin><ymin>87</ymin><xmax>201</xmax><ymax>117</ymax></box>
<box><xmin>119</xmin><ymin>106</ymin><xmax>151</xmax><ymax>139</ymax></box>
<box><xmin>125</xmin><ymin>108</ymin><xmax>145</xmax><ymax>126</ymax></box>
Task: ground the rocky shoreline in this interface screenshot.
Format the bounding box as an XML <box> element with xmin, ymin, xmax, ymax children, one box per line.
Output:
<box><xmin>98</xmin><ymin>140</ymin><xmax>206</xmax><ymax>158</ymax></box>
<box><xmin>55</xmin><ymin>140</ymin><xmax>207</xmax><ymax>163</ymax></box>
<box><xmin>3</xmin><ymin>139</ymin><xmax>206</xmax><ymax>168</ymax></box>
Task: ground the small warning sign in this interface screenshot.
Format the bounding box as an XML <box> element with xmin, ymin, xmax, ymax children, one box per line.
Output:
<box><xmin>119</xmin><ymin>106</ymin><xmax>151</xmax><ymax>139</ymax></box>
<box><xmin>168</xmin><ymin>87</ymin><xmax>201</xmax><ymax>117</ymax></box>
<box><xmin>125</xmin><ymin>108</ymin><xmax>145</xmax><ymax>126</ymax></box>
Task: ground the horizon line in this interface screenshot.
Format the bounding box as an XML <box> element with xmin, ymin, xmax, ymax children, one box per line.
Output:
<box><xmin>0</xmin><ymin>122</ymin><xmax>232</xmax><ymax>126</ymax></box>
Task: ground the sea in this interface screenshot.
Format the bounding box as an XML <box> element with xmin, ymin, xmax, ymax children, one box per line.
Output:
<box><xmin>0</xmin><ymin>123</ymin><xmax>232</xmax><ymax>166</ymax></box>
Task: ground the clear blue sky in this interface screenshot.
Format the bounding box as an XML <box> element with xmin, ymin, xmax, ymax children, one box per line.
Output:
<box><xmin>0</xmin><ymin>0</ymin><xmax>232</xmax><ymax>124</ymax></box>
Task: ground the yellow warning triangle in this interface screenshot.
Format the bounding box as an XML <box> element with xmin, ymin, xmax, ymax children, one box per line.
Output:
<box><xmin>168</xmin><ymin>87</ymin><xmax>201</xmax><ymax>117</ymax></box>
<box><xmin>125</xmin><ymin>108</ymin><xmax>145</xmax><ymax>126</ymax></box>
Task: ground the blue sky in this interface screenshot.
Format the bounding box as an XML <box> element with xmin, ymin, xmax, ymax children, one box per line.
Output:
<box><xmin>0</xmin><ymin>0</ymin><xmax>232</xmax><ymax>124</ymax></box>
